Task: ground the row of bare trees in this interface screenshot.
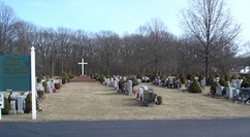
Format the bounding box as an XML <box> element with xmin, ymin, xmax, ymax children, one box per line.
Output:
<box><xmin>0</xmin><ymin>0</ymin><xmax>245</xmax><ymax>76</ymax></box>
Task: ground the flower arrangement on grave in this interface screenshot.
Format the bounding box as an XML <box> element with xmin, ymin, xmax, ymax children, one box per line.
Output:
<box><xmin>189</xmin><ymin>80</ymin><xmax>202</xmax><ymax>93</ymax></box>
<box><xmin>2</xmin><ymin>97</ymin><xmax>10</xmax><ymax>115</ymax></box>
<box><xmin>53</xmin><ymin>88</ymin><xmax>57</xmax><ymax>93</ymax></box>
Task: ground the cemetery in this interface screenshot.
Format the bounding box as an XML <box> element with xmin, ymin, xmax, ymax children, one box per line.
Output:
<box><xmin>1</xmin><ymin>0</ymin><xmax>250</xmax><ymax>123</ymax></box>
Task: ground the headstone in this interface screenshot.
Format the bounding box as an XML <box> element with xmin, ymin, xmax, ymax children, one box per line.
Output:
<box><xmin>114</xmin><ymin>79</ymin><xmax>119</xmax><ymax>90</ymax></box>
<box><xmin>46</xmin><ymin>81</ymin><xmax>53</xmax><ymax>93</ymax></box>
<box><xmin>127</xmin><ymin>80</ymin><xmax>133</xmax><ymax>96</ymax></box>
<box><xmin>107</xmin><ymin>78</ymin><xmax>111</xmax><ymax>87</ymax></box>
<box><xmin>226</xmin><ymin>87</ymin><xmax>234</xmax><ymax>99</ymax></box>
<box><xmin>231</xmin><ymin>80</ymin><xmax>237</xmax><ymax>88</ymax></box>
<box><xmin>216</xmin><ymin>86</ymin><xmax>224</xmax><ymax>96</ymax></box>
<box><xmin>236</xmin><ymin>80</ymin><xmax>242</xmax><ymax>89</ymax></box>
<box><xmin>17</xmin><ymin>95</ymin><xmax>25</xmax><ymax>114</ymax></box>
<box><xmin>138</xmin><ymin>87</ymin><xmax>144</xmax><ymax>100</ymax></box>
<box><xmin>9</xmin><ymin>100</ymin><xmax>17</xmax><ymax>114</ymax></box>
<box><xmin>36</xmin><ymin>82</ymin><xmax>44</xmax><ymax>92</ymax></box>
<box><xmin>111</xmin><ymin>78</ymin><xmax>114</xmax><ymax>87</ymax></box>
<box><xmin>200</xmin><ymin>78</ymin><xmax>206</xmax><ymax>87</ymax></box>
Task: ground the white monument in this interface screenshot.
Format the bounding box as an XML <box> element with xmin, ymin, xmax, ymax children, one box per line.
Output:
<box><xmin>78</xmin><ymin>58</ymin><xmax>88</xmax><ymax>75</ymax></box>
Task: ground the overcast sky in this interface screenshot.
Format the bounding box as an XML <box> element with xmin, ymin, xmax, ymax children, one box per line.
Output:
<box><xmin>1</xmin><ymin>0</ymin><xmax>250</xmax><ymax>53</ymax></box>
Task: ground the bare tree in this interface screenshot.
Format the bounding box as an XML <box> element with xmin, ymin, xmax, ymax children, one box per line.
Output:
<box><xmin>181</xmin><ymin>0</ymin><xmax>240</xmax><ymax>78</ymax></box>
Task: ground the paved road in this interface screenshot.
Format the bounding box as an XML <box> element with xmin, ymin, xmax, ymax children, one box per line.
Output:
<box><xmin>0</xmin><ymin>118</ymin><xmax>250</xmax><ymax>137</ymax></box>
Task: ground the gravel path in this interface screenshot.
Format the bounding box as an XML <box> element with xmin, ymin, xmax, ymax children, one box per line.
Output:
<box><xmin>2</xmin><ymin>81</ymin><xmax>250</xmax><ymax>121</ymax></box>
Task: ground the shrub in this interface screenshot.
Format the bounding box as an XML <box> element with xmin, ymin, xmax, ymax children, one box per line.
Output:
<box><xmin>136</xmin><ymin>74</ymin><xmax>142</xmax><ymax>79</ymax></box>
<box><xmin>118</xmin><ymin>79</ymin><xmax>126</xmax><ymax>91</ymax></box>
<box><xmin>61</xmin><ymin>72</ymin><xmax>70</xmax><ymax>82</ymax></box>
<box><xmin>67</xmin><ymin>72</ymin><xmax>74</xmax><ymax>79</ymax></box>
<box><xmin>25</xmin><ymin>93</ymin><xmax>38</xmax><ymax>113</ymax></box>
<box><xmin>189</xmin><ymin>80</ymin><xmax>202</xmax><ymax>93</ymax></box>
<box><xmin>42</xmin><ymin>81</ymin><xmax>48</xmax><ymax>92</ymax></box>
<box><xmin>98</xmin><ymin>74</ymin><xmax>104</xmax><ymax>83</ymax></box>
<box><xmin>156</xmin><ymin>96</ymin><xmax>163</xmax><ymax>105</ymax></box>
<box><xmin>36</xmin><ymin>77</ymin><xmax>41</xmax><ymax>83</ymax></box>
<box><xmin>127</xmin><ymin>77</ymin><xmax>139</xmax><ymax>87</ymax></box>
<box><xmin>2</xmin><ymin>97</ymin><xmax>10</xmax><ymax>115</ymax></box>
<box><xmin>210</xmin><ymin>81</ymin><xmax>219</xmax><ymax>95</ymax></box>
<box><xmin>180</xmin><ymin>74</ymin><xmax>186</xmax><ymax>84</ymax></box>
<box><xmin>37</xmin><ymin>73</ymin><xmax>43</xmax><ymax>79</ymax></box>
<box><xmin>231</xmin><ymin>75</ymin><xmax>238</xmax><ymax>80</ymax></box>
<box><xmin>62</xmin><ymin>78</ymin><xmax>66</xmax><ymax>84</ymax></box>
<box><xmin>219</xmin><ymin>79</ymin><xmax>227</xmax><ymax>87</ymax></box>
<box><xmin>55</xmin><ymin>83</ymin><xmax>61</xmax><ymax>89</ymax></box>
<box><xmin>225</xmin><ymin>75</ymin><xmax>231</xmax><ymax>81</ymax></box>
<box><xmin>187</xmin><ymin>74</ymin><xmax>193</xmax><ymax>80</ymax></box>
<box><xmin>241</xmin><ymin>78</ymin><xmax>250</xmax><ymax>88</ymax></box>
<box><xmin>37</xmin><ymin>90</ymin><xmax>44</xmax><ymax>98</ymax></box>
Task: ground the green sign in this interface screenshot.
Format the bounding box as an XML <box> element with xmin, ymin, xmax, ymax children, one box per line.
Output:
<box><xmin>0</xmin><ymin>53</ymin><xmax>31</xmax><ymax>91</ymax></box>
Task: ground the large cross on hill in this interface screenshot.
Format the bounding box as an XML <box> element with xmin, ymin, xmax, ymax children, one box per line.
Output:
<box><xmin>78</xmin><ymin>58</ymin><xmax>88</xmax><ymax>75</ymax></box>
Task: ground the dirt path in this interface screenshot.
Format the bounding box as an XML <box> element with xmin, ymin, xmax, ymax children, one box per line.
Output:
<box><xmin>2</xmin><ymin>81</ymin><xmax>250</xmax><ymax>121</ymax></box>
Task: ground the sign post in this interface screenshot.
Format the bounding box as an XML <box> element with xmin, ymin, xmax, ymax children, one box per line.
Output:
<box><xmin>0</xmin><ymin>93</ymin><xmax>4</xmax><ymax>120</ymax></box>
<box><xmin>31</xmin><ymin>46</ymin><xmax>36</xmax><ymax>120</ymax></box>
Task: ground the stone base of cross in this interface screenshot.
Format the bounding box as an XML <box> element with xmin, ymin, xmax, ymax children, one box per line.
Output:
<box><xmin>78</xmin><ymin>58</ymin><xmax>88</xmax><ymax>75</ymax></box>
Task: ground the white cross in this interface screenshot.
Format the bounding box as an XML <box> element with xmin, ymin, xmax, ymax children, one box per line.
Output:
<box><xmin>78</xmin><ymin>58</ymin><xmax>88</xmax><ymax>75</ymax></box>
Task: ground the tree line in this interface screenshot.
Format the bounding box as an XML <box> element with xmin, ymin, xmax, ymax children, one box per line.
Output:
<box><xmin>0</xmin><ymin>0</ymin><xmax>246</xmax><ymax>77</ymax></box>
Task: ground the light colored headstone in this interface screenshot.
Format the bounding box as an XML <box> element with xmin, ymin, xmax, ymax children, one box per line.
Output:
<box><xmin>201</xmin><ymin>78</ymin><xmax>206</xmax><ymax>87</ymax></box>
<box><xmin>17</xmin><ymin>95</ymin><xmax>25</xmax><ymax>114</ymax></box>
<box><xmin>9</xmin><ymin>100</ymin><xmax>17</xmax><ymax>114</ymax></box>
<box><xmin>216</xmin><ymin>86</ymin><xmax>224</xmax><ymax>96</ymax></box>
<box><xmin>46</xmin><ymin>81</ymin><xmax>53</xmax><ymax>93</ymax></box>
<box><xmin>231</xmin><ymin>80</ymin><xmax>237</xmax><ymax>88</ymax></box>
<box><xmin>138</xmin><ymin>87</ymin><xmax>144</xmax><ymax>100</ymax></box>
<box><xmin>236</xmin><ymin>80</ymin><xmax>242</xmax><ymax>89</ymax></box>
<box><xmin>127</xmin><ymin>80</ymin><xmax>133</xmax><ymax>96</ymax></box>
<box><xmin>226</xmin><ymin>87</ymin><xmax>234</xmax><ymax>99</ymax></box>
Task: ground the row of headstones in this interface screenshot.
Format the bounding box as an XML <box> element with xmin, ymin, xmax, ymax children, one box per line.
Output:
<box><xmin>102</xmin><ymin>76</ymin><xmax>140</xmax><ymax>96</ymax></box>
<box><xmin>152</xmin><ymin>76</ymin><xmax>206</xmax><ymax>89</ymax></box>
<box><xmin>36</xmin><ymin>77</ymin><xmax>62</xmax><ymax>94</ymax></box>
<box><xmin>4</xmin><ymin>91</ymin><xmax>30</xmax><ymax>114</ymax></box>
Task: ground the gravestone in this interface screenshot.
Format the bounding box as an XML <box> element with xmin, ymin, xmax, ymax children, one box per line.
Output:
<box><xmin>107</xmin><ymin>78</ymin><xmax>111</xmax><ymax>87</ymax></box>
<box><xmin>231</xmin><ymin>79</ymin><xmax>237</xmax><ymax>88</ymax></box>
<box><xmin>127</xmin><ymin>80</ymin><xmax>133</xmax><ymax>96</ymax></box>
<box><xmin>226</xmin><ymin>87</ymin><xmax>234</xmax><ymax>99</ymax></box>
<box><xmin>216</xmin><ymin>86</ymin><xmax>224</xmax><ymax>96</ymax></box>
<box><xmin>17</xmin><ymin>95</ymin><xmax>25</xmax><ymax>114</ymax></box>
<box><xmin>36</xmin><ymin>82</ymin><xmax>44</xmax><ymax>92</ymax></box>
<box><xmin>236</xmin><ymin>80</ymin><xmax>242</xmax><ymax>89</ymax></box>
<box><xmin>138</xmin><ymin>87</ymin><xmax>144</xmax><ymax>101</ymax></box>
<box><xmin>200</xmin><ymin>78</ymin><xmax>206</xmax><ymax>87</ymax></box>
<box><xmin>9</xmin><ymin>92</ymin><xmax>19</xmax><ymax>114</ymax></box>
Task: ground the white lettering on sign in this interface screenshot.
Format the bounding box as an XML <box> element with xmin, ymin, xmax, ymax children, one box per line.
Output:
<box><xmin>0</xmin><ymin>94</ymin><xmax>4</xmax><ymax>109</ymax></box>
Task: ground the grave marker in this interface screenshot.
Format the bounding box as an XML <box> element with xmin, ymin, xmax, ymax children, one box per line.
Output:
<box><xmin>78</xmin><ymin>58</ymin><xmax>88</xmax><ymax>75</ymax></box>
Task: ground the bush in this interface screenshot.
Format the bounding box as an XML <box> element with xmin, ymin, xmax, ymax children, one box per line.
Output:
<box><xmin>37</xmin><ymin>90</ymin><xmax>44</xmax><ymax>98</ymax></box>
<box><xmin>55</xmin><ymin>83</ymin><xmax>61</xmax><ymax>89</ymax></box>
<box><xmin>67</xmin><ymin>72</ymin><xmax>74</xmax><ymax>79</ymax></box>
<box><xmin>42</xmin><ymin>81</ymin><xmax>48</xmax><ymax>92</ymax></box>
<box><xmin>180</xmin><ymin>74</ymin><xmax>186</xmax><ymax>84</ymax></box>
<box><xmin>225</xmin><ymin>75</ymin><xmax>231</xmax><ymax>81</ymax></box>
<box><xmin>156</xmin><ymin>96</ymin><xmax>163</xmax><ymax>105</ymax></box>
<box><xmin>118</xmin><ymin>79</ymin><xmax>126</xmax><ymax>91</ymax></box>
<box><xmin>62</xmin><ymin>78</ymin><xmax>66</xmax><ymax>84</ymax></box>
<box><xmin>98</xmin><ymin>74</ymin><xmax>104</xmax><ymax>83</ymax></box>
<box><xmin>61</xmin><ymin>72</ymin><xmax>70</xmax><ymax>82</ymax></box>
<box><xmin>187</xmin><ymin>74</ymin><xmax>193</xmax><ymax>80</ymax></box>
<box><xmin>241</xmin><ymin>78</ymin><xmax>250</xmax><ymax>88</ymax></box>
<box><xmin>127</xmin><ymin>77</ymin><xmax>139</xmax><ymax>87</ymax></box>
<box><xmin>219</xmin><ymin>79</ymin><xmax>227</xmax><ymax>86</ymax></box>
<box><xmin>37</xmin><ymin>77</ymin><xmax>41</xmax><ymax>83</ymax></box>
<box><xmin>231</xmin><ymin>75</ymin><xmax>238</xmax><ymax>80</ymax></box>
<box><xmin>189</xmin><ymin>80</ymin><xmax>202</xmax><ymax>93</ymax></box>
<box><xmin>2</xmin><ymin>97</ymin><xmax>10</xmax><ymax>115</ymax></box>
<box><xmin>210</xmin><ymin>81</ymin><xmax>219</xmax><ymax>95</ymax></box>
<box><xmin>25</xmin><ymin>93</ymin><xmax>38</xmax><ymax>113</ymax></box>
